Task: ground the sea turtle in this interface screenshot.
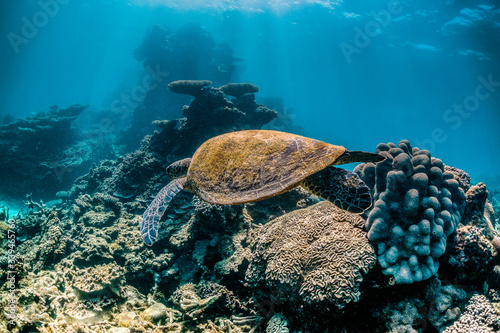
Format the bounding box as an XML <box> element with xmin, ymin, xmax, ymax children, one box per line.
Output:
<box><xmin>141</xmin><ymin>130</ymin><xmax>385</xmax><ymax>245</ymax></box>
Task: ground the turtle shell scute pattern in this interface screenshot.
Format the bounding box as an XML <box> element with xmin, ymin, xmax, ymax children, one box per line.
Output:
<box><xmin>186</xmin><ymin>130</ymin><xmax>346</xmax><ymax>205</ymax></box>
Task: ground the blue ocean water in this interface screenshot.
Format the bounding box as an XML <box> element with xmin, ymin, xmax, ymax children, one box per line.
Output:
<box><xmin>0</xmin><ymin>0</ymin><xmax>499</xmax><ymax>188</ymax></box>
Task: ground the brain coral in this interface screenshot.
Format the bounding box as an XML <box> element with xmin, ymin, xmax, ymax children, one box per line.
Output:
<box><xmin>354</xmin><ymin>140</ymin><xmax>466</xmax><ymax>284</ymax></box>
<box><xmin>246</xmin><ymin>201</ymin><xmax>376</xmax><ymax>309</ymax></box>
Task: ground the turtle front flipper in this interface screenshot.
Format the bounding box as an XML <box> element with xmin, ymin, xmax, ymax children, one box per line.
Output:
<box><xmin>301</xmin><ymin>166</ymin><xmax>372</xmax><ymax>213</ymax></box>
<box><xmin>141</xmin><ymin>177</ymin><xmax>187</xmax><ymax>246</ymax></box>
<box><xmin>334</xmin><ymin>150</ymin><xmax>385</xmax><ymax>165</ymax></box>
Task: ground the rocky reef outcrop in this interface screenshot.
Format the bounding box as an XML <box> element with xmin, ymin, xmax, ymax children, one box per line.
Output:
<box><xmin>0</xmin><ymin>105</ymin><xmax>98</xmax><ymax>200</ymax></box>
<box><xmin>67</xmin><ymin>80</ymin><xmax>276</xmax><ymax>202</ymax></box>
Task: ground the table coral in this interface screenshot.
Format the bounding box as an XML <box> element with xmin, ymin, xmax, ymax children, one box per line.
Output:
<box><xmin>246</xmin><ymin>201</ymin><xmax>376</xmax><ymax>310</ymax></box>
<box><xmin>354</xmin><ymin>140</ymin><xmax>466</xmax><ymax>284</ymax></box>
<box><xmin>219</xmin><ymin>83</ymin><xmax>259</xmax><ymax>98</ymax></box>
<box><xmin>168</xmin><ymin>80</ymin><xmax>212</xmax><ymax>96</ymax></box>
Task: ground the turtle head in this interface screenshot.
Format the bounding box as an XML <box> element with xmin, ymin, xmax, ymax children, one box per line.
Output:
<box><xmin>334</xmin><ymin>151</ymin><xmax>386</xmax><ymax>165</ymax></box>
<box><xmin>166</xmin><ymin>158</ymin><xmax>192</xmax><ymax>179</ymax></box>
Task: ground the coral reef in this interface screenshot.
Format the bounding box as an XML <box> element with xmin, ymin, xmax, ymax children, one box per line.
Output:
<box><xmin>462</xmin><ymin>182</ymin><xmax>496</xmax><ymax>236</ymax></box>
<box><xmin>0</xmin><ymin>105</ymin><xmax>93</xmax><ymax>199</ymax></box>
<box><xmin>354</xmin><ymin>140</ymin><xmax>466</xmax><ymax>284</ymax></box>
<box><xmin>443</xmin><ymin>224</ymin><xmax>496</xmax><ymax>286</ymax></box>
<box><xmin>71</xmin><ymin>263</ymin><xmax>126</xmax><ymax>298</ymax></box>
<box><xmin>2</xmin><ymin>83</ymin><xmax>499</xmax><ymax>332</ymax></box>
<box><xmin>67</xmin><ymin>80</ymin><xmax>276</xmax><ymax>202</ymax></box>
<box><xmin>440</xmin><ymin>181</ymin><xmax>500</xmax><ymax>287</ymax></box>
<box><xmin>246</xmin><ymin>201</ymin><xmax>376</xmax><ymax>311</ymax></box>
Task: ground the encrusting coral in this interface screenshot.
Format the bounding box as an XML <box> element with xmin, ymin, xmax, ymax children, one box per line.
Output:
<box><xmin>427</xmin><ymin>284</ymin><xmax>467</xmax><ymax>331</ymax></box>
<box><xmin>354</xmin><ymin>140</ymin><xmax>466</xmax><ymax>284</ymax></box>
<box><xmin>246</xmin><ymin>201</ymin><xmax>376</xmax><ymax>310</ymax></box>
<box><xmin>442</xmin><ymin>294</ymin><xmax>499</xmax><ymax>332</ymax></box>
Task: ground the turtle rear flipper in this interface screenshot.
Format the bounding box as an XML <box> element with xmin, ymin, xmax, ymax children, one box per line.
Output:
<box><xmin>141</xmin><ymin>177</ymin><xmax>186</xmax><ymax>246</ymax></box>
<box><xmin>301</xmin><ymin>166</ymin><xmax>372</xmax><ymax>213</ymax></box>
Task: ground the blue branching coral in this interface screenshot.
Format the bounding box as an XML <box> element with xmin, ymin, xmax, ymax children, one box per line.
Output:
<box><xmin>354</xmin><ymin>140</ymin><xmax>466</xmax><ymax>284</ymax></box>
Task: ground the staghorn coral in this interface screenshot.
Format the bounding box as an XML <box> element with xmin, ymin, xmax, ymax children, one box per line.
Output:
<box><xmin>246</xmin><ymin>201</ymin><xmax>376</xmax><ymax>310</ymax></box>
<box><xmin>196</xmin><ymin>317</ymin><xmax>255</xmax><ymax>333</ymax></box>
<box><xmin>442</xmin><ymin>294</ymin><xmax>499</xmax><ymax>333</ymax></box>
<box><xmin>354</xmin><ymin>140</ymin><xmax>466</xmax><ymax>284</ymax></box>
